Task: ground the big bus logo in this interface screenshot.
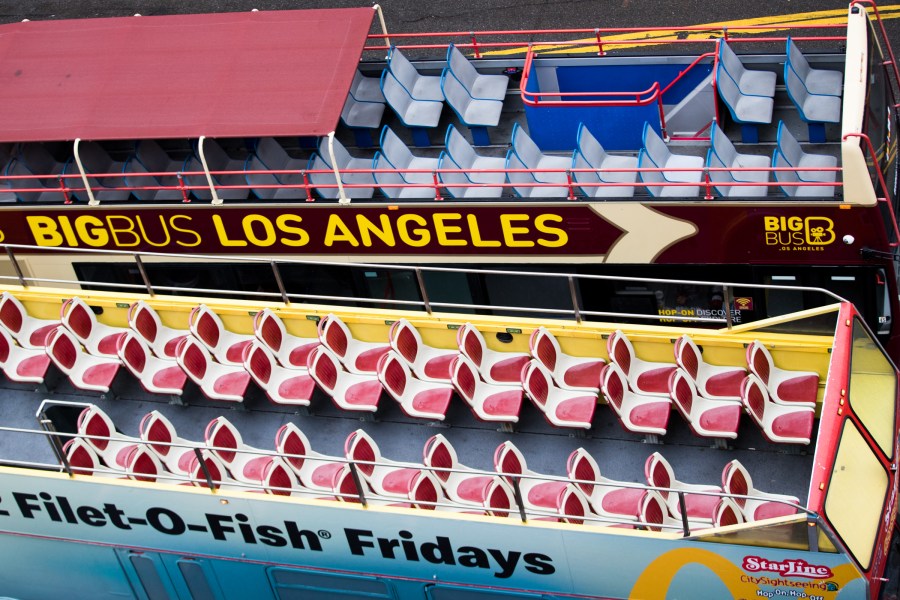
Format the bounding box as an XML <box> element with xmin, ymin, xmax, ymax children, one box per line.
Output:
<box><xmin>763</xmin><ymin>216</ymin><xmax>835</xmax><ymax>250</ymax></box>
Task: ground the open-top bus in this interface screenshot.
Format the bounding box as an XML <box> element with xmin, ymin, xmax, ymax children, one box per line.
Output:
<box><xmin>0</xmin><ymin>3</ymin><xmax>897</xmax><ymax>358</ymax></box>
<box><xmin>0</xmin><ymin>248</ymin><xmax>897</xmax><ymax>599</ymax></box>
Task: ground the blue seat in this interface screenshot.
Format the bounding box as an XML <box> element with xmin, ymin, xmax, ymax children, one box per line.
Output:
<box><xmin>381</xmin><ymin>47</ymin><xmax>444</xmax><ymax>146</ymax></box>
<box><xmin>243</xmin><ymin>137</ymin><xmax>308</xmax><ymax>200</ymax></box>
<box><xmin>786</xmin><ymin>37</ymin><xmax>842</xmax><ymax>97</ymax></box>
<box><xmin>438</xmin><ymin>124</ymin><xmax>505</xmax><ymax>198</ymax></box>
<box><xmin>123</xmin><ymin>140</ymin><xmax>185</xmax><ymax>201</ymax></box>
<box><xmin>341</xmin><ymin>70</ymin><xmax>387</xmax><ymax>147</ymax></box>
<box><xmin>182</xmin><ymin>139</ymin><xmax>249</xmax><ymax>201</ymax></box>
<box><xmin>307</xmin><ymin>137</ymin><xmax>375</xmax><ymax>200</ymax></box>
<box><xmin>773</xmin><ymin>121</ymin><xmax>837</xmax><ymax>198</ymax></box>
<box><xmin>784</xmin><ymin>53</ymin><xmax>841</xmax><ymax>144</ymax></box>
<box><xmin>716</xmin><ymin>41</ymin><xmax>775</xmax><ymax>143</ymax></box>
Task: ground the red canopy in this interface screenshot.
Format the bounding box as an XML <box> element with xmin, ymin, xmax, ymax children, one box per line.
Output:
<box><xmin>0</xmin><ymin>8</ymin><xmax>375</xmax><ymax>142</ymax></box>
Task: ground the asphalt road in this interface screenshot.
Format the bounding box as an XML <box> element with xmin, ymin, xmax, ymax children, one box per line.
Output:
<box><xmin>0</xmin><ymin>0</ymin><xmax>889</xmax><ymax>37</ymax></box>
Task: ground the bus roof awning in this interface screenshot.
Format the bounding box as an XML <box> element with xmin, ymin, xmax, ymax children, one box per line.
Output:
<box><xmin>0</xmin><ymin>8</ymin><xmax>375</xmax><ymax>143</ymax></box>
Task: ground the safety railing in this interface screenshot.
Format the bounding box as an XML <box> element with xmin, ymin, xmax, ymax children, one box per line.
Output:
<box><xmin>0</xmin><ymin>400</ymin><xmax>817</xmax><ymax>536</ymax></box>
<box><xmin>0</xmin><ymin>162</ymin><xmax>846</xmax><ymax>205</ymax></box>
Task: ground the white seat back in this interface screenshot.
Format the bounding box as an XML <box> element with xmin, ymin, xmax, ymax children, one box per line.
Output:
<box><xmin>710</xmin><ymin>121</ymin><xmax>737</xmax><ymax>167</ymax></box>
<box><xmin>379</xmin><ymin>126</ymin><xmax>415</xmax><ymax>171</ymax></box>
<box><xmin>511</xmin><ymin>124</ymin><xmax>543</xmax><ymax>169</ymax></box>
<box><xmin>637</xmin><ymin>149</ymin><xmax>664</xmax><ymax>197</ymax></box>
<box><xmin>437</xmin><ymin>152</ymin><xmax>470</xmax><ymax>198</ymax></box>
<box><xmin>715</xmin><ymin>64</ymin><xmax>744</xmax><ymax>115</ymax></box>
<box><xmin>441</xmin><ymin>69</ymin><xmax>472</xmax><ymax>117</ymax></box>
<box><xmin>388</xmin><ymin>47</ymin><xmax>421</xmax><ymax>91</ymax></box>
<box><xmin>445</xmin><ymin>125</ymin><xmax>477</xmax><ymax>169</ymax></box>
<box><xmin>505</xmin><ymin>149</ymin><xmax>535</xmax><ymax>197</ymax></box>
<box><xmin>786</xmin><ymin>37</ymin><xmax>811</xmax><ymax>83</ymax></box>
<box><xmin>785</xmin><ymin>66</ymin><xmax>810</xmax><ymax>112</ymax></box>
<box><xmin>641</xmin><ymin>123</ymin><xmax>672</xmax><ymax>168</ymax></box>
<box><xmin>373</xmin><ymin>152</ymin><xmax>407</xmax><ymax>197</ymax></box>
<box><xmin>447</xmin><ymin>44</ymin><xmax>479</xmax><ymax>91</ymax></box>
<box><xmin>718</xmin><ymin>40</ymin><xmax>747</xmax><ymax>84</ymax></box>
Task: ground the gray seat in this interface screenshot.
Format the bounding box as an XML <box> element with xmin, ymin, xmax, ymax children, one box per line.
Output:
<box><xmin>509</xmin><ymin>123</ymin><xmax>570</xmax><ymax>192</ymax></box>
<box><xmin>716</xmin><ymin>62</ymin><xmax>774</xmax><ymax>125</ymax></box>
<box><xmin>244</xmin><ymin>137</ymin><xmax>308</xmax><ymax>200</ymax></box>
<box><xmin>387</xmin><ymin>47</ymin><xmax>443</xmax><ymax>101</ymax></box>
<box><xmin>63</xmin><ymin>141</ymin><xmax>130</xmax><ymax>202</ymax></box>
<box><xmin>307</xmin><ymin>137</ymin><xmax>375</xmax><ymax>200</ymax></box>
<box><xmin>718</xmin><ymin>40</ymin><xmax>776</xmax><ymax>97</ymax></box>
<box><xmin>4</xmin><ymin>158</ymin><xmax>64</xmax><ymax>203</ymax></box>
<box><xmin>378</xmin><ymin>126</ymin><xmax>439</xmax><ymax>185</ymax></box>
<box><xmin>441</xmin><ymin>44</ymin><xmax>507</xmax><ymax>128</ymax></box>
<box><xmin>773</xmin><ymin>121</ymin><xmax>837</xmax><ymax>198</ymax></box>
<box><xmin>638</xmin><ymin>123</ymin><xmax>703</xmax><ymax>197</ymax></box>
<box><xmin>572</xmin><ymin>123</ymin><xmax>638</xmax><ymax>198</ymax></box>
<box><xmin>373</xmin><ymin>152</ymin><xmax>435</xmax><ymax>199</ymax></box>
<box><xmin>785</xmin><ymin>63</ymin><xmax>841</xmax><ymax>125</ymax></box>
<box><xmin>438</xmin><ymin>152</ymin><xmax>503</xmax><ymax>198</ymax></box>
<box><xmin>123</xmin><ymin>140</ymin><xmax>185</xmax><ymax>201</ymax></box>
<box><xmin>341</xmin><ymin>69</ymin><xmax>386</xmax><ymax>130</ymax></box>
<box><xmin>706</xmin><ymin>120</ymin><xmax>769</xmax><ymax>198</ymax></box>
<box><xmin>380</xmin><ymin>69</ymin><xmax>443</xmax><ymax>129</ymax></box>
<box><xmin>183</xmin><ymin>139</ymin><xmax>250</xmax><ymax>201</ymax></box>
<box><xmin>786</xmin><ymin>37</ymin><xmax>842</xmax><ymax>97</ymax></box>
<box><xmin>505</xmin><ymin>148</ymin><xmax>568</xmax><ymax>198</ymax></box>
<box><xmin>440</xmin><ymin>124</ymin><xmax>505</xmax><ymax>197</ymax></box>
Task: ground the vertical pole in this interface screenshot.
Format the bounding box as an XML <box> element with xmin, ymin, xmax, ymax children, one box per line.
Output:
<box><xmin>133</xmin><ymin>254</ymin><xmax>155</xmax><ymax>296</ymax></box>
<box><xmin>327</xmin><ymin>132</ymin><xmax>350</xmax><ymax>205</ymax></box>
<box><xmin>197</xmin><ymin>136</ymin><xmax>222</xmax><ymax>206</ymax></box>
<box><xmin>73</xmin><ymin>138</ymin><xmax>97</xmax><ymax>206</ymax></box>
<box><xmin>414</xmin><ymin>268</ymin><xmax>432</xmax><ymax>314</ymax></box>
<box><xmin>5</xmin><ymin>247</ymin><xmax>26</xmax><ymax>287</ymax></box>
<box><xmin>372</xmin><ymin>4</ymin><xmax>391</xmax><ymax>49</ymax></box>
<box><xmin>270</xmin><ymin>261</ymin><xmax>290</xmax><ymax>305</ymax></box>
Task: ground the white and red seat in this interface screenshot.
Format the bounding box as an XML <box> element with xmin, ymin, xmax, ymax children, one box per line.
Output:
<box><xmin>175</xmin><ymin>336</ymin><xmax>250</xmax><ymax>402</ymax></box>
<box><xmin>521</xmin><ymin>359</ymin><xmax>597</xmax><ymax>429</ymax></box>
<box><xmin>185</xmin><ymin>449</ymin><xmax>244</xmax><ymax>491</ymax></box>
<box><xmin>566</xmin><ymin>448</ymin><xmax>645</xmax><ymax>522</ymax></box>
<box><xmin>344</xmin><ymin>429</ymin><xmax>423</xmax><ymax>501</ymax></box>
<box><xmin>493</xmin><ymin>440</ymin><xmax>590</xmax><ymax>524</ymax></box>
<box><xmin>712</xmin><ymin>497</ymin><xmax>746</xmax><ymax>528</ymax></box>
<box><xmin>127</xmin><ymin>300</ymin><xmax>189</xmax><ymax>360</ymax></box>
<box><xmin>638</xmin><ymin>490</ymin><xmax>711</xmax><ymax>533</ymax></box>
<box><xmin>644</xmin><ymin>451</ymin><xmax>722</xmax><ymax>526</ymax></box>
<box><xmin>317</xmin><ymin>313</ymin><xmax>390</xmax><ymax>375</ymax></box>
<box><xmin>139</xmin><ymin>410</ymin><xmax>202</xmax><ymax>477</ymax></box>
<box><xmin>0</xmin><ymin>325</ymin><xmax>50</xmax><ymax>383</ymax></box>
<box><xmin>740</xmin><ymin>374</ymin><xmax>815</xmax><ymax>445</ymax></box>
<box><xmin>331</xmin><ymin>464</ymin><xmax>415</xmax><ymax>508</ymax></box>
<box><xmin>253</xmin><ymin>308</ymin><xmax>320</xmax><ymax>370</ymax></box>
<box><xmin>45</xmin><ymin>326</ymin><xmax>121</xmax><ymax>392</ymax></box>
<box><xmin>529</xmin><ymin>326</ymin><xmax>605</xmax><ymax>392</ymax></box>
<box><xmin>275</xmin><ymin>423</ymin><xmax>345</xmax><ymax>496</ymax></box>
<box><xmin>306</xmin><ymin>345</ymin><xmax>382</xmax><ymax>413</ymax></box>
<box><xmin>667</xmin><ymin>368</ymin><xmax>742</xmax><ymax>440</ymax></box>
<box><xmin>606</xmin><ymin>330</ymin><xmax>676</xmax><ymax>396</ymax></box>
<box><xmin>188</xmin><ymin>304</ymin><xmax>255</xmax><ymax>367</ymax></box>
<box><xmin>62</xmin><ymin>437</ymin><xmax>111</xmax><ymax>477</ymax></box>
<box><xmin>77</xmin><ymin>405</ymin><xmax>146</xmax><ymax>474</ymax></box>
<box><xmin>0</xmin><ymin>291</ymin><xmax>60</xmax><ymax>349</ymax></box>
<box><xmin>376</xmin><ymin>350</ymin><xmax>453</xmax><ymax>420</ymax></box>
<box><xmin>60</xmin><ymin>296</ymin><xmax>129</xmax><ymax>358</ymax></box>
<box><xmin>722</xmin><ymin>459</ymin><xmax>800</xmax><ymax>522</ymax></box>
<box><xmin>243</xmin><ymin>340</ymin><xmax>315</xmax><ymax>407</ymax></box>
<box><xmin>746</xmin><ymin>340</ymin><xmax>819</xmax><ymax>406</ymax></box>
<box><xmin>388</xmin><ymin>318</ymin><xmax>457</xmax><ymax>383</ymax></box>
<box><xmin>117</xmin><ymin>331</ymin><xmax>187</xmax><ymax>396</ymax></box>
<box><xmin>423</xmin><ymin>434</ymin><xmax>515</xmax><ymax>514</ymax></box>
<box><xmin>457</xmin><ymin>322</ymin><xmax>530</xmax><ymax>386</ymax></box>
<box><xmin>204</xmin><ymin>416</ymin><xmax>299</xmax><ymax>495</ymax></box>
<box><xmin>601</xmin><ymin>362</ymin><xmax>671</xmax><ymax>436</ymax></box>
<box><xmin>450</xmin><ymin>354</ymin><xmax>522</xmax><ymax>423</ymax></box>
<box><xmin>674</xmin><ymin>335</ymin><xmax>746</xmax><ymax>401</ymax></box>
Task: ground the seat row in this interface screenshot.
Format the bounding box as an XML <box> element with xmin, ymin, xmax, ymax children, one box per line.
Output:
<box><xmin>606</xmin><ymin>329</ymin><xmax>818</xmax><ymax>444</ymax></box>
<box><xmin>67</xmin><ymin>404</ymin><xmax>801</xmax><ymax>530</ymax></box>
<box><xmin>716</xmin><ymin>38</ymin><xmax>842</xmax><ymax>144</ymax></box>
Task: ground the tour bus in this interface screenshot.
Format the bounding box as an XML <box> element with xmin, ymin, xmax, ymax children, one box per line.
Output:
<box><xmin>0</xmin><ymin>3</ymin><xmax>897</xmax><ymax>357</ymax></box>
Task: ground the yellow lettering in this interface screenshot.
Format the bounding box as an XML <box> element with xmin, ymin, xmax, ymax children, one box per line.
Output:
<box><xmin>356</xmin><ymin>215</ymin><xmax>395</xmax><ymax>247</ymax></box>
<box><xmin>396</xmin><ymin>214</ymin><xmax>430</xmax><ymax>247</ymax></box>
<box><xmin>276</xmin><ymin>215</ymin><xmax>309</xmax><ymax>247</ymax></box>
<box><xmin>786</xmin><ymin>216</ymin><xmax>803</xmax><ymax>231</ymax></box>
<box><xmin>170</xmin><ymin>215</ymin><xmax>201</xmax><ymax>247</ymax></box>
<box><xmin>805</xmin><ymin>216</ymin><xmax>835</xmax><ymax>245</ymax></box>
<box><xmin>324</xmin><ymin>214</ymin><xmax>359</xmax><ymax>247</ymax></box>
<box><xmin>764</xmin><ymin>232</ymin><xmax>779</xmax><ymax>245</ymax></box>
<box><xmin>763</xmin><ymin>216</ymin><xmax>780</xmax><ymax>231</ymax></box>
<box><xmin>467</xmin><ymin>214</ymin><xmax>501</xmax><ymax>248</ymax></box>
<box><xmin>105</xmin><ymin>216</ymin><xmax>140</xmax><ymax>247</ymax></box>
<box><xmin>212</xmin><ymin>214</ymin><xmax>247</xmax><ymax>247</ymax></box>
<box><xmin>500</xmin><ymin>214</ymin><xmax>533</xmax><ymax>248</ymax></box>
<box><xmin>135</xmin><ymin>215</ymin><xmax>172</xmax><ymax>248</ymax></box>
<box><xmin>242</xmin><ymin>215</ymin><xmax>276</xmax><ymax>247</ymax></box>
<box><xmin>74</xmin><ymin>216</ymin><xmax>109</xmax><ymax>247</ymax></box>
<box><xmin>58</xmin><ymin>216</ymin><xmax>79</xmax><ymax>246</ymax></box>
<box><xmin>534</xmin><ymin>214</ymin><xmax>567</xmax><ymax>248</ymax></box>
<box><xmin>433</xmin><ymin>213</ymin><xmax>466</xmax><ymax>247</ymax></box>
<box><xmin>26</xmin><ymin>216</ymin><xmax>64</xmax><ymax>247</ymax></box>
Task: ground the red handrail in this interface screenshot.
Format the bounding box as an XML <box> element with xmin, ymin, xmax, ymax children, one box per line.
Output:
<box><xmin>844</xmin><ymin>131</ymin><xmax>900</xmax><ymax>247</ymax></box>
<box><xmin>851</xmin><ymin>0</ymin><xmax>900</xmax><ymax>108</ymax></box>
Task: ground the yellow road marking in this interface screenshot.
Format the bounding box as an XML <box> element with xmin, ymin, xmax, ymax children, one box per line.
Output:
<box><xmin>481</xmin><ymin>4</ymin><xmax>900</xmax><ymax>56</ymax></box>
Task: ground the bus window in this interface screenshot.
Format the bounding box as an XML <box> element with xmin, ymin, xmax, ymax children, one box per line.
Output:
<box><xmin>764</xmin><ymin>275</ymin><xmax>804</xmax><ymax>316</ymax></box>
<box><xmin>848</xmin><ymin>317</ymin><xmax>897</xmax><ymax>458</ymax></box>
<box><xmin>875</xmin><ymin>268</ymin><xmax>892</xmax><ymax>336</ymax></box>
<box><xmin>824</xmin><ymin>419</ymin><xmax>890</xmax><ymax>570</ymax></box>
<box><xmin>268</xmin><ymin>568</ymin><xmax>396</xmax><ymax>599</ymax></box>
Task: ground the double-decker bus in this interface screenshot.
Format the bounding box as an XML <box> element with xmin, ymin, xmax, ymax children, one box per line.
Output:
<box><xmin>0</xmin><ymin>2</ymin><xmax>897</xmax><ymax>357</ymax></box>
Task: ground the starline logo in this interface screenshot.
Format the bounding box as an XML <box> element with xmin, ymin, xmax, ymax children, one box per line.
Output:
<box><xmin>742</xmin><ymin>556</ymin><xmax>834</xmax><ymax>579</ymax></box>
